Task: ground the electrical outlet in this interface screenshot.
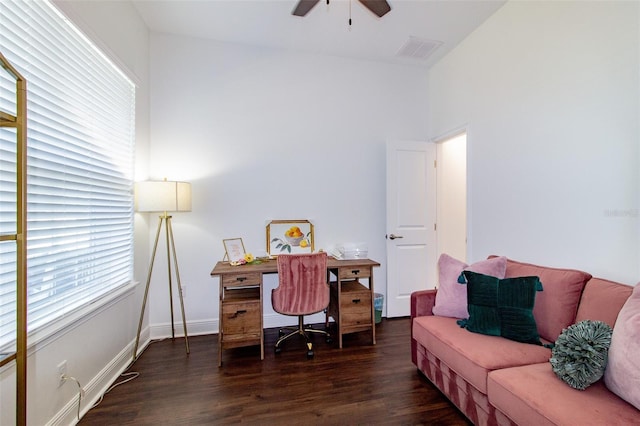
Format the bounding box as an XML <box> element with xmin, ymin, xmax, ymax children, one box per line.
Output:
<box><xmin>57</xmin><ymin>360</ymin><xmax>67</xmax><ymax>387</ymax></box>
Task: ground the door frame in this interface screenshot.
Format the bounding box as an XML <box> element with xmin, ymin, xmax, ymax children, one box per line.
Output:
<box><xmin>431</xmin><ymin>126</ymin><xmax>471</xmax><ymax>262</ymax></box>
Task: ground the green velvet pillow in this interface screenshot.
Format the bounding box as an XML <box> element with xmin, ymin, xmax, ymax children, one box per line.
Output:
<box><xmin>457</xmin><ymin>270</ymin><xmax>543</xmax><ymax>345</ymax></box>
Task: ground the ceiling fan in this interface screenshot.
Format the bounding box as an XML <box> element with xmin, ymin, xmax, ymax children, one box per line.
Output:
<box><xmin>292</xmin><ymin>0</ymin><xmax>391</xmax><ymax>19</ymax></box>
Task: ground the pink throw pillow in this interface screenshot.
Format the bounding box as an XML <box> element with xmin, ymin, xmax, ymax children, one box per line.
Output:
<box><xmin>432</xmin><ymin>254</ymin><xmax>507</xmax><ymax>318</ymax></box>
<box><xmin>604</xmin><ymin>283</ymin><xmax>640</xmax><ymax>410</ymax></box>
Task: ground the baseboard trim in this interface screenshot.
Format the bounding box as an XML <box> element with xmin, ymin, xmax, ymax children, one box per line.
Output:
<box><xmin>149</xmin><ymin>318</ymin><xmax>216</xmax><ymax>339</ymax></box>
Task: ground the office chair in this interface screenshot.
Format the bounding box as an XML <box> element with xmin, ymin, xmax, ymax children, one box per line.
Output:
<box><xmin>272</xmin><ymin>252</ymin><xmax>332</xmax><ymax>358</ymax></box>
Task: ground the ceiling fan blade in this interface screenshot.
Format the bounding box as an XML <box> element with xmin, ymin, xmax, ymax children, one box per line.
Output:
<box><xmin>358</xmin><ymin>0</ymin><xmax>391</xmax><ymax>18</ymax></box>
<box><xmin>292</xmin><ymin>0</ymin><xmax>321</xmax><ymax>17</ymax></box>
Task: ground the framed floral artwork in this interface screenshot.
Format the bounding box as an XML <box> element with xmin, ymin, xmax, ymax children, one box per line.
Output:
<box><xmin>223</xmin><ymin>238</ymin><xmax>246</xmax><ymax>263</ymax></box>
<box><xmin>266</xmin><ymin>220</ymin><xmax>314</xmax><ymax>255</ymax></box>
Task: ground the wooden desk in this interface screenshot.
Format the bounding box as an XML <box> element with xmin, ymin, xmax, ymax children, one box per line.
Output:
<box><xmin>210</xmin><ymin>257</ymin><xmax>380</xmax><ymax>365</ymax></box>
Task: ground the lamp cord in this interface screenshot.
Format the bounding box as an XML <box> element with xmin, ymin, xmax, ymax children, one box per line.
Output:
<box><xmin>90</xmin><ymin>338</ymin><xmax>166</xmax><ymax>414</ymax></box>
<box><xmin>61</xmin><ymin>374</ymin><xmax>84</xmax><ymax>421</ymax></box>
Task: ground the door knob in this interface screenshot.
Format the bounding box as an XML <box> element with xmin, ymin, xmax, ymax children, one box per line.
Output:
<box><xmin>388</xmin><ymin>234</ymin><xmax>404</xmax><ymax>240</ymax></box>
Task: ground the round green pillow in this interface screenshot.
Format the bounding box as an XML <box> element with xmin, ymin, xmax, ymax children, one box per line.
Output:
<box><xmin>550</xmin><ymin>319</ymin><xmax>613</xmax><ymax>390</ymax></box>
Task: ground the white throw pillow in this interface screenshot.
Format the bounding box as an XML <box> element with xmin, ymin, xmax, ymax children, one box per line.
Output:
<box><xmin>604</xmin><ymin>283</ymin><xmax>640</xmax><ymax>410</ymax></box>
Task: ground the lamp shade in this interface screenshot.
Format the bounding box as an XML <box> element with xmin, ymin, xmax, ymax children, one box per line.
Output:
<box><xmin>135</xmin><ymin>180</ymin><xmax>192</xmax><ymax>213</ymax></box>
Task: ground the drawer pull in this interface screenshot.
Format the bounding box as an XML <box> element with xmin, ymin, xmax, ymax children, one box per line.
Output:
<box><xmin>236</xmin><ymin>277</ymin><xmax>246</xmax><ymax>282</ymax></box>
<box><xmin>351</xmin><ymin>269</ymin><xmax>360</xmax><ymax>275</ymax></box>
<box><xmin>352</xmin><ymin>299</ymin><xmax>361</xmax><ymax>304</ymax></box>
<box><xmin>231</xmin><ymin>309</ymin><xmax>247</xmax><ymax>318</ymax></box>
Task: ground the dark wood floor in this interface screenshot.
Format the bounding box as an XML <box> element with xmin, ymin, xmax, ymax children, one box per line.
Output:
<box><xmin>80</xmin><ymin>318</ymin><xmax>470</xmax><ymax>425</ymax></box>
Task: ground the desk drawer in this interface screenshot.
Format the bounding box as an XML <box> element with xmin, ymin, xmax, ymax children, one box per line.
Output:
<box><xmin>222</xmin><ymin>272</ymin><xmax>261</xmax><ymax>287</ymax></box>
<box><xmin>331</xmin><ymin>281</ymin><xmax>372</xmax><ymax>326</ymax></box>
<box><xmin>338</xmin><ymin>267</ymin><xmax>371</xmax><ymax>280</ymax></box>
<box><xmin>222</xmin><ymin>299</ymin><xmax>261</xmax><ymax>339</ymax></box>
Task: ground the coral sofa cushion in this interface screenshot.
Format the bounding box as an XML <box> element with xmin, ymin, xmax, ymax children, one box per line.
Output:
<box><xmin>604</xmin><ymin>283</ymin><xmax>640</xmax><ymax>410</ymax></box>
<box><xmin>412</xmin><ymin>315</ymin><xmax>551</xmax><ymax>394</ymax></box>
<box><xmin>432</xmin><ymin>254</ymin><xmax>507</xmax><ymax>318</ymax></box>
<box><xmin>488</xmin><ymin>362</ymin><xmax>640</xmax><ymax>426</ymax></box>
<box><xmin>498</xmin><ymin>257</ymin><xmax>591</xmax><ymax>342</ymax></box>
<box><xmin>575</xmin><ymin>277</ymin><xmax>633</xmax><ymax>327</ymax></box>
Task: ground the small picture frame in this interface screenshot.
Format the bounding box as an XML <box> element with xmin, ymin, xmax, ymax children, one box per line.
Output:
<box><xmin>266</xmin><ymin>220</ymin><xmax>314</xmax><ymax>256</ymax></box>
<box><xmin>223</xmin><ymin>238</ymin><xmax>246</xmax><ymax>263</ymax></box>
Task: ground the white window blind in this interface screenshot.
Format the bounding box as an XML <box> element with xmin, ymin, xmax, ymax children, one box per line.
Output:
<box><xmin>0</xmin><ymin>0</ymin><xmax>135</xmax><ymax>348</ymax></box>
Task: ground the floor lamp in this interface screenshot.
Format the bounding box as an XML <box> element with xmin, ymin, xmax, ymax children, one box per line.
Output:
<box><xmin>133</xmin><ymin>180</ymin><xmax>192</xmax><ymax>364</ymax></box>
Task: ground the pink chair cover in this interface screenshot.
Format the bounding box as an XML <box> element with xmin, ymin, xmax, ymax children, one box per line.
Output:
<box><xmin>272</xmin><ymin>252</ymin><xmax>329</xmax><ymax>316</ymax></box>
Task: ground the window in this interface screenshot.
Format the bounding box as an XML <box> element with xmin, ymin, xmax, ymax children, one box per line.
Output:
<box><xmin>0</xmin><ymin>0</ymin><xmax>135</xmax><ymax>348</ymax></box>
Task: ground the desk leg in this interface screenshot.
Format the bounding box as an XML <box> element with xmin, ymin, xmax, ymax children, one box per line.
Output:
<box><xmin>218</xmin><ymin>285</ymin><xmax>223</xmax><ymax>367</ymax></box>
<box><xmin>260</xmin><ymin>279</ymin><xmax>264</xmax><ymax>360</ymax></box>
<box><xmin>337</xmin><ymin>279</ymin><xmax>343</xmax><ymax>349</ymax></box>
<box><xmin>370</xmin><ymin>270</ymin><xmax>376</xmax><ymax>345</ymax></box>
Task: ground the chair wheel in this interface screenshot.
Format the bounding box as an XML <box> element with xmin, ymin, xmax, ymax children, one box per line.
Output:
<box><xmin>275</xmin><ymin>346</ymin><xmax>282</xmax><ymax>354</ymax></box>
<box><xmin>325</xmin><ymin>336</ymin><xmax>333</xmax><ymax>344</ymax></box>
<box><xmin>307</xmin><ymin>349</ymin><xmax>314</xmax><ymax>359</ymax></box>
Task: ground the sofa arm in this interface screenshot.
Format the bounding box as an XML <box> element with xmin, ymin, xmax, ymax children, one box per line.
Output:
<box><xmin>411</xmin><ymin>289</ymin><xmax>437</xmax><ymax>366</ymax></box>
<box><xmin>411</xmin><ymin>289</ymin><xmax>437</xmax><ymax>318</ymax></box>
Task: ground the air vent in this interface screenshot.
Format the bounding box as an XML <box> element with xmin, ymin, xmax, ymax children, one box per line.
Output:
<box><xmin>396</xmin><ymin>36</ymin><xmax>442</xmax><ymax>60</ymax></box>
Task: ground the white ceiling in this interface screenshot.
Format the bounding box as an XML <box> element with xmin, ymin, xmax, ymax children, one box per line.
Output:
<box><xmin>132</xmin><ymin>0</ymin><xmax>506</xmax><ymax>68</ymax></box>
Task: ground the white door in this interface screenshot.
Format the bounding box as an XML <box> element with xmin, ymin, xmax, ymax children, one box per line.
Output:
<box><xmin>386</xmin><ymin>140</ymin><xmax>437</xmax><ymax>317</ymax></box>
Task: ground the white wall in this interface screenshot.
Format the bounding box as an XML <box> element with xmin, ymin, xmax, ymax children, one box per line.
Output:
<box><xmin>146</xmin><ymin>33</ymin><xmax>429</xmax><ymax>331</ymax></box>
<box><xmin>428</xmin><ymin>0</ymin><xmax>640</xmax><ymax>284</ymax></box>
<box><xmin>0</xmin><ymin>2</ymin><xmax>150</xmax><ymax>425</ymax></box>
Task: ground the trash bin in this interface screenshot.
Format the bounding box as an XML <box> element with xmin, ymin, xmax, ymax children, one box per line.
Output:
<box><xmin>374</xmin><ymin>293</ymin><xmax>384</xmax><ymax>324</ymax></box>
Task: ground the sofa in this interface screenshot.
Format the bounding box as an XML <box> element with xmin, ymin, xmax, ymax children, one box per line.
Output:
<box><xmin>411</xmin><ymin>256</ymin><xmax>640</xmax><ymax>426</ymax></box>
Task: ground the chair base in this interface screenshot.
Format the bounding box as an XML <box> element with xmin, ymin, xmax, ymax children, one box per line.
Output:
<box><xmin>275</xmin><ymin>316</ymin><xmax>332</xmax><ymax>358</ymax></box>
